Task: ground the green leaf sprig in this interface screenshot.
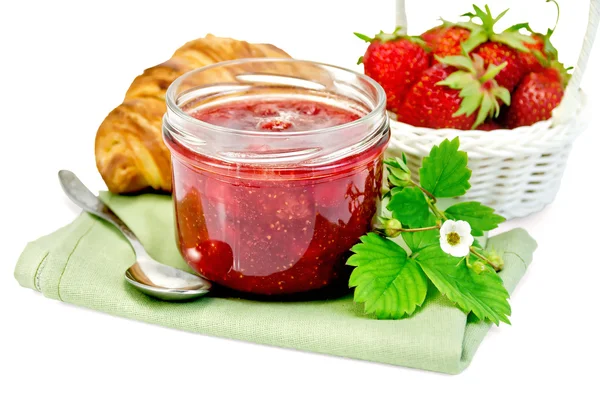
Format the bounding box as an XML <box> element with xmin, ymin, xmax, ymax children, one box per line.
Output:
<box><xmin>347</xmin><ymin>138</ymin><xmax>510</xmax><ymax>325</ymax></box>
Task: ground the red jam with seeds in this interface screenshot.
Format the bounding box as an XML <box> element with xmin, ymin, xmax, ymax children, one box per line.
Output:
<box><xmin>163</xmin><ymin>60</ymin><xmax>389</xmax><ymax>296</ymax></box>
<box><xmin>192</xmin><ymin>99</ymin><xmax>361</xmax><ymax>132</ymax></box>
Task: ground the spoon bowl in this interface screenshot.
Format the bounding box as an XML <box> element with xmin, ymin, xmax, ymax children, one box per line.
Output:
<box><xmin>58</xmin><ymin>170</ymin><xmax>211</xmax><ymax>301</ymax></box>
<box><xmin>124</xmin><ymin>260</ymin><xmax>211</xmax><ymax>301</ymax></box>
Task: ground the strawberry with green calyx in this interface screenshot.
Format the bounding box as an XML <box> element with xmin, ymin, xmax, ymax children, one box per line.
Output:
<box><xmin>396</xmin><ymin>53</ymin><xmax>510</xmax><ymax>130</ymax></box>
<box><xmin>421</xmin><ymin>24</ymin><xmax>446</xmax><ymax>48</ymax></box>
<box><xmin>472</xmin><ymin>41</ymin><xmax>525</xmax><ymax>91</ymax></box>
<box><xmin>504</xmin><ymin>61</ymin><xmax>570</xmax><ymax>128</ymax></box>
<box><xmin>430</xmin><ymin>25</ymin><xmax>474</xmax><ymax>59</ymax></box>
<box><xmin>458</xmin><ymin>5</ymin><xmax>535</xmax><ymax>91</ymax></box>
<box><xmin>355</xmin><ymin>27</ymin><xmax>431</xmax><ymax>113</ymax></box>
<box><xmin>508</xmin><ymin>0</ymin><xmax>561</xmax><ymax>74</ymax></box>
<box><xmin>438</xmin><ymin>54</ymin><xmax>511</xmax><ymax>128</ymax></box>
<box><xmin>508</xmin><ymin>24</ymin><xmax>559</xmax><ymax>73</ymax></box>
<box><xmin>522</xmin><ymin>32</ymin><xmax>556</xmax><ymax>73</ymax></box>
<box><xmin>426</xmin><ymin>11</ymin><xmax>484</xmax><ymax>59</ymax></box>
<box><xmin>421</xmin><ymin>19</ymin><xmax>460</xmax><ymax>51</ymax></box>
<box><xmin>543</xmin><ymin>60</ymin><xmax>572</xmax><ymax>85</ymax></box>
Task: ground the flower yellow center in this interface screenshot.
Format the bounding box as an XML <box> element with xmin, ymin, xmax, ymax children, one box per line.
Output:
<box><xmin>446</xmin><ymin>232</ymin><xmax>461</xmax><ymax>246</ymax></box>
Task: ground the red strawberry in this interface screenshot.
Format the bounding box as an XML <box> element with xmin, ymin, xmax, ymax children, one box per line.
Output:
<box><xmin>512</xmin><ymin>1</ymin><xmax>560</xmax><ymax>74</ymax></box>
<box><xmin>421</xmin><ymin>22</ymin><xmax>467</xmax><ymax>54</ymax></box>
<box><xmin>540</xmin><ymin>64</ymin><xmax>568</xmax><ymax>83</ymax></box>
<box><xmin>396</xmin><ymin>64</ymin><xmax>467</xmax><ymax>129</ymax></box>
<box><xmin>477</xmin><ymin>120</ymin><xmax>502</xmax><ymax>131</ymax></box>
<box><xmin>355</xmin><ymin>28</ymin><xmax>430</xmax><ymax>113</ymax></box>
<box><xmin>520</xmin><ymin>34</ymin><xmax>547</xmax><ymax>74</ymax></box>
<box><xmin>396</xmin><ymin>54</ymin><xmax>510</xmax><ymax>130</ymax></box>
<box><xmin>518</xmin><ymin>29</ymin><xmax>559</xmax><ymax>74</ymax></box>
<box><xmin>472</xmin><ymin>42</ymin><xmax>524</xmax><ymax>92</ymax></box>
<box><xmin>431</xmin><ymin>26</ymin><xmax>472</xmax><ymax>59</ymax></box>
<box><xmin>440</xmin><ymin>5</ymin><xmax>535</xmax><ymax>92</ymax></box>
<box><xmin>504</xmin><ymin>65</ymin><xmax>567</xmax><ymax>128</ymax></box>
<box><xmin>421</xmin><ymin>25</ymin><xmax>446</xmax><ymax>48</ymax></box>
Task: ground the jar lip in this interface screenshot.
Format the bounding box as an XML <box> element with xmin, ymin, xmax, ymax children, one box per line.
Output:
<box><xmin>165</xmin><ymin>58</ymin><xmax>387</xmax><ymax>138</ymax></box>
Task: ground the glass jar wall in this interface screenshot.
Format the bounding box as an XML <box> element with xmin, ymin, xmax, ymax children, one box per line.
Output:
<box><xmin>163</xmin><ymin>59</ymin><xmax>389</xmax><ymax>295</ymax></box>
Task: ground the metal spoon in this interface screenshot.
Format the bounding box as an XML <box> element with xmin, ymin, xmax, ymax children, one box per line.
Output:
<box><xmin>58</xmin><ymin>170</ymin><xmax>211</xmax><ymax>301</ymax></box>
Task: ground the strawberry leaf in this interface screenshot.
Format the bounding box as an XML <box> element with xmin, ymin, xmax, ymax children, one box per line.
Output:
<box><xmin>401</xmin><ymin>212</ymin><xmax>440</xmax><ymax>252</ymax></box>
<box><xmin>354</xmin><ymin>32</ymin><xmax>372</xmax><ymax>43</ymax></box>
<box><xmin>506</xmin><ymin>22</ymin><xmax>532</xmax><ymax>32</ymax></box>
<box><xmin>387</xmin><ymin>187</ymin><xmax>431</xmax><ymax>227</ymax></box>
<box><xmin>416</xmin><ymin>245</ymin><xmax>511</xmax><ymax>325</ymax></box>
<box><xmin>384</xmin><ymin>155</ymin><xmax>411</xmax><ymax>174</ymax></box>
<box><xmin>445</xmin><ymin>202</ymin><xmax>505</xmax><ymax>236</ymax></box>
<box><xmin>347</xmin><ymin>233</ymin><xmax>428</xmax><ymax>319</ymax></box>
<box><xmin>419</xmin><ymin>138</ymin><xmax>471</xmax><ymax>198</ymax></box>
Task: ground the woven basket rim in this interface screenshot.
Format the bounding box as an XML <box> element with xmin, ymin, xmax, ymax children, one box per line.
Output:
<box><xmin>389</xmin><ymin>92</ymin><xmax>589</xmax><ymax>154</ymax></box>
<box><xmin>389</xmin><ymin>91</ymin><xmax>587</xmax><ymax>134</ymax></box>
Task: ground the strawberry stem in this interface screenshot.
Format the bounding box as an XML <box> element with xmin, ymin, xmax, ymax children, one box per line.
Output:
<box><xmin>470</xmin><ymin>247</ymin><xmax>502</xmax><ymax>271</ymax></box>
<box><xmin>548</xmin><ymin>0</ymin><xmax>560</xmax><ymax>36</ymax></box>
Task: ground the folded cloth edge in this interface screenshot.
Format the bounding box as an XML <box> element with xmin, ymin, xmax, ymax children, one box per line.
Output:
<box><xmin>13</xmin><ymin>197</ymin><xmax>536</xmax><ymax>375</ymax></box>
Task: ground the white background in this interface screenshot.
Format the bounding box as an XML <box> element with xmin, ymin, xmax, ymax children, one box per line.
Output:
<box><xmin>1</xmin><ymin>0</ymin><xmax>599</xmax><ymax>395</ymax></box>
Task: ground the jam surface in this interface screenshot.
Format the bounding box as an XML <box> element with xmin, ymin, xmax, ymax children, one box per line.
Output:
<box><xmin>171</xmin><ymin>97</ymin><xmax>385</xmax><ymax>295</ymax></box>
<box><xmin>190</xmin><ymin>98</ymin><xmax>361</xmax><ymax>132</ymax></box>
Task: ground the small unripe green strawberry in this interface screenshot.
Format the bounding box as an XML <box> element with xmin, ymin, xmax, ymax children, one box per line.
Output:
<box><xmin>486</xmin><ymin>249</ymin><xmax>505</xmax><ymax>271</ymax></box>
<box><xmin>381</xmin><ymin>218</ymin><xmax>403</xmax><ymax>238</ymax></box>
<box><xmin>469</xmin><ymin>260</ymin><xmax>488</xmax><ymax>274</ymax></box>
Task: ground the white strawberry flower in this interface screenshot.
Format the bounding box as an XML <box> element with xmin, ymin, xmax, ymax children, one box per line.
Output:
<box><xmin>440</xmin><ymin>220</ymin><xmax>474</xmax><ymax>257</ymax></box>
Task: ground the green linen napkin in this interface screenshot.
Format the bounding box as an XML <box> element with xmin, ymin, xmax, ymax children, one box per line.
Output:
<box><xmin>14</xmin><ymin>193</ymin><xmax>536</xmax><ymax>374</ymax></box>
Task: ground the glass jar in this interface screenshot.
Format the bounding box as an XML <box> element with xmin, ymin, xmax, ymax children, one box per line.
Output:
<box><xmin>163</xmin><ymin>59</ymin><xmax>389</xmax><ymax>296</ymax></box>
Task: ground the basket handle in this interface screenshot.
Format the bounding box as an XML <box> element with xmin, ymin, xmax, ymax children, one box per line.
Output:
<box><xmin>554</xmin><ymin>0</ymin><xmax>599</xmax><ymax>123</ymax></box>
<box><xmin>396</xmin><ymin>0</ymin><xmax>408</xmax><ymax>34</ymax></box>
<box><xmin>394</xmin><ymin>0</ymin><xmax>599</xmax><ymax>124</ymax></box>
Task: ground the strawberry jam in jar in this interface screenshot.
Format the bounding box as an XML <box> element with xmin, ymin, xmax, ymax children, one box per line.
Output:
<box><xmin>163</xmin><ymin>59</ymin><xmax>389</xmax><ymax>296</ymax></box>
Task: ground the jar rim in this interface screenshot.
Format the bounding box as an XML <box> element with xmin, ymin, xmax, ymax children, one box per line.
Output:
<box><xmin>165</xmin><ymin>58</ymin><xmax>387</xmax><ymax>138</ymax></box>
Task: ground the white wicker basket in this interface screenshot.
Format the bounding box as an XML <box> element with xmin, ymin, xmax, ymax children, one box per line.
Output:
<box><xmin>386</xmin><ymin>0</ymin><xmax>599</xmax><ymax>219</ymax></box>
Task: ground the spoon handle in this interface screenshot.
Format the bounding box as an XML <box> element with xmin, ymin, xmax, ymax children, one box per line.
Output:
<box><xmin>58</xmin><ymin>170</ymin><xmax>147</xmax><ymax>257</ymax></box>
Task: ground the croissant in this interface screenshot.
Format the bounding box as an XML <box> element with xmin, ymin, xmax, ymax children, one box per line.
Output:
<box><xmin>95</xmin><ymin>34</ymin><xmax>291</xmax><ymax>193</ymax></box>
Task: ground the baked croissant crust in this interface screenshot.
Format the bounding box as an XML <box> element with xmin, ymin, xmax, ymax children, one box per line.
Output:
<box><xmin>95</xmin><ymin>34</ymin><xmax>291</xmax><ymax>193</ymax></box>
